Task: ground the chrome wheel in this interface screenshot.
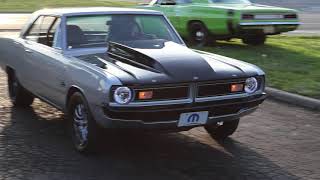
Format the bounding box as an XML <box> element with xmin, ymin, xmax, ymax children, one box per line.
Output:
<box><xmin>72</xmin><ymin>104</ymin><xmax>89</xmax><ymax>149</ymax></box>
<box><xmin>68</xmin><ymin>92</ymin><xmax>101</xmax><ymax>153</ymax></box>
<box><xmin>195</xmin><ymin>31</ymin><xmax>205</xmax><ymax>41</ymax></box>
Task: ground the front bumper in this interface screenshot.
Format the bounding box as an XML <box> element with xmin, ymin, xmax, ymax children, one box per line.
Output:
<box><xmin>92</xmin><ymin>92</ymin><xmax>267</xmax><ymax>131</ymax></box>
<box><xmin>108</xmin><ymin>105</ymin><xmax>258</xmax><ymax>131</ymax></box>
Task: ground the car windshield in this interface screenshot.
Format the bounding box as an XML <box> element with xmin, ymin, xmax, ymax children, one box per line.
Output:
<box><xmin>66</xmin><ymin>14</ymin><xmax>183</xmax><ymax>49</ymax></box>
<box><xmin>209</xmin><ymin>0</ymin><xmax>251</xmax><ymax>4</ymax></box>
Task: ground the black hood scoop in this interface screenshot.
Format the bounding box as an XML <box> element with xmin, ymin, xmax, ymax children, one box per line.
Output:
<box><xmin>107</xmin><ymin>41</ymin><xmax>165</xmax><ymax>73</ymax></box>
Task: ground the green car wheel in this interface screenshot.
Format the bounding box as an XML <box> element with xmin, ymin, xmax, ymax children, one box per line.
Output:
<box><xmin>188</xmin><ymin>21</ymin><xmax>210</xmax><ymax>46</ymax></box>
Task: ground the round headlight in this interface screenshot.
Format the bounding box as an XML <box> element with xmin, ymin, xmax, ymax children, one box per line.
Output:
<box><xmin>113</xmin><ymin>87</ymin><xmax>133</xmax><ymax>104</ymax></box>
<box><xmin>245</xmin><ymin>77</ymin><xmax>258</xmax><ymax>93</ymax></box>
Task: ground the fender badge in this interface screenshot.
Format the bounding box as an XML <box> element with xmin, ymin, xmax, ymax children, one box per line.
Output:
<box><xmin>193</xmin><ymin>76</ymin><xmax>199</xmax><ymax>80</ymax></box>
<box><xmin>232</xmin><ymin>74</ymin><xmax>238</xmax><ymax>77</ymax></box>
<box><xmin>152</xmin><ymin>79</ymin><xmax>157</xmax><ymax>83</ymax></box>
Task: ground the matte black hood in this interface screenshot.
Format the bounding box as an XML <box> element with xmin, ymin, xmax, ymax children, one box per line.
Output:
<box><xmin>77</xmin><ymin>41</ymin><xmax>263</xmax><ymax>85</ymax></box>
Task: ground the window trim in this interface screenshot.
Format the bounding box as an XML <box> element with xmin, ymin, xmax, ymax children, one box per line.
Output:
<box><xmin>49</xmin><ymin>18</ymin><xmax>63</xmax><ymax>50</ymax></box>
<box><xmin>23</xmin><ymin>15</ymin><xmax>63</xmax><ymax>50</ymax></box>
<box><xmin>22</xmin><ymin>15</ymin><xmax>44</xmax><ymax>40</ymax></box>
<box><xmin>64</xmin><ymin>14</ymin><xmax>184</xmax><ymax>50</ymax></box>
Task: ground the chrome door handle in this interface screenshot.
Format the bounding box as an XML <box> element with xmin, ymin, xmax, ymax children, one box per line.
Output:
<box><xmin>25</xmin><ymin>49</ymin><xmax>32</xmax><ymax>53</ymax></box>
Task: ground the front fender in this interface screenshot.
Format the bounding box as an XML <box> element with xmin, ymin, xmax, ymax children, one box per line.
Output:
<box><xmin>64</xmin><ymin>58</ymin><xmax>122</xmax><ymax>126</ymax></box>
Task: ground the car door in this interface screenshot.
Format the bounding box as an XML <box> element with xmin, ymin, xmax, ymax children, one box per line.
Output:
<box><xmin>14</xmin><ymin>16</ymin><xmax>45</xmax><ymax>94</ymax></box>
<box><xmin>22</xmin><ymin>16</ymin><xmax>67</xmax><ymax>108</ymax></box>
<box><xmin>151</xmin><ymin>0</ymin><xmax>178</xmax><ymax>24</ymax></box>
<box><xmin>171</xmin><ymin>0</ymin><xmax>193</xmax><ymax>33</ymax></box>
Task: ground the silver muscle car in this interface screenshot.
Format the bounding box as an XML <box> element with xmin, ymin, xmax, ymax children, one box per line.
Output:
<box><xmin>0</xmin><ymin>7</ymin><xmax>267</xmax><ymax>153</ymax></box>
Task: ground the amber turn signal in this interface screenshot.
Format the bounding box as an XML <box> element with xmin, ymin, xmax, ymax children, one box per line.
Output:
<box><xmin>231</xmin><ymin>84</ymin><xmax>244</xmax><ymax>92</ymax></box>
<box><xmin>138</xmin><ymin>91</ymin><xmax>153</xmax><ymax>100</ymax></box>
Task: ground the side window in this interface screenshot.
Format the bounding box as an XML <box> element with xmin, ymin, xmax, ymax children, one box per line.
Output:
<box><xmin>24</xmin><ymin>16</ymin><xmax>44</xmax><ymax>42</ymax></box>
<box><xmin>37</xmin><ymin>16</ymin><xmax>56</xmax><ymax>46</ymax></box>
<box><xmin>24</xmin><ymin>16</ymin><xmax>61</xmax><ymax>48</ymax></box>
<box><xmin>40</xmin><ymin>16</ymin><xmax>56</xmax><ymax>33</ymax></box>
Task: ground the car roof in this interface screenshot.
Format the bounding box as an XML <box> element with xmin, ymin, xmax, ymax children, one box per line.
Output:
<box><xmin>34</xmin><ymin>7</ymin><xmax>162</xmax><ymax>16</ymax></box>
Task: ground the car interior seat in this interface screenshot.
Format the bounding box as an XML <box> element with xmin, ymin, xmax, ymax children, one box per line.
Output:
<box><xmin>67</xmin><ymin>25</ymin><xmax>86</xmax><ymax>48</ymax></box>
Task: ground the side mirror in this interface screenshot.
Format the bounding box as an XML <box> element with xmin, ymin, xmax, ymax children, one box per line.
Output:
<box><xmin>160</xmin><ymin>1</ymin><xmax>176</xmax><ymax>5</ymax></box>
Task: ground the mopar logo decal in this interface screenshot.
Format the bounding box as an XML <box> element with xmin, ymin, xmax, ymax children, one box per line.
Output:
<box><xmin>187</xmin><ymin>114</ymin><xmax>200</xmax><ymax>123</ymax></box>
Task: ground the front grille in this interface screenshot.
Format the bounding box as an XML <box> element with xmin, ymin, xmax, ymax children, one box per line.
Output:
<box><xmin>134</xmin><ymin>86</ymin><xmax>189</xmax><ymax>102</ymax></box>
<box><xmin>110</xmin><ymin>85</ymin><xmax>190</xmax><ymax>102</ymax></box>
<box><xmin>110</xmin><ymin>76</ymin><xmax>264</xmax><ymax>103</ymax></box>
<box><xmin>197</xmin><ymin>80</ymin><xmax>245</xmax><ymax>97</ymax></box>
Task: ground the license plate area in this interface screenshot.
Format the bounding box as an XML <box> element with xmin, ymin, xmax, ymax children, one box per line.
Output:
<box><xmin>178</xmin><ymin>111</ymin><xmax>209</xmax><ymax>127</ymax></box>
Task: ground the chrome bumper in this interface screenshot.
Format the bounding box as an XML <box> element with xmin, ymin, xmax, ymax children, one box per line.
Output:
<box><xmin>108</xmin><ymin>106</ymin><xmax>258</xmax><ymax>130</ymax></box>
<box><xmin>239</xmin><ymin>22</ymin><xmax>301</xmax><ymax>26</ymax></box>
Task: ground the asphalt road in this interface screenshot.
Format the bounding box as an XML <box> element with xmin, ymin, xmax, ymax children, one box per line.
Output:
<box><xmin>0</xmin><ymin>12</ymin><xmax>319</xmax><ymax>34</ymax></box>
<box><xmin>291</xmin><ymin>13</ymin><xmax>320</xmax><ymax>35</ymax></box>
<box><xmin>0</xmin><ymin>68</ymin><xmax>320</xmax><ymax>179</ymax></box>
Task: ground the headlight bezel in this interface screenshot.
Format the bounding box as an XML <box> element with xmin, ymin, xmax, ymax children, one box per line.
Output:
<box><xmin>113</xmin><ymin>86</ymin><xmax>134</xmax><ymax>105</ymax></box>
<box><xmin>244</xmin><ymin>77</ymin><xmax>259</xmax><ymax>94</ymax></box>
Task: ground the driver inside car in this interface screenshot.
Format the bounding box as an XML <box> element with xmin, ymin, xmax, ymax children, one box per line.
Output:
<box><xmin>108</xmin><ymin>15</ymin><xmax>143</xmax><ymax>42</ymax></box>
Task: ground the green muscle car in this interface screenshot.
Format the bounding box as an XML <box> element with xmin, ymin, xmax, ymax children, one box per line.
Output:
<box><xmin>141</xmin><ymin>0</ymin><xmax>300</xmax><ymax>46</ymax></box>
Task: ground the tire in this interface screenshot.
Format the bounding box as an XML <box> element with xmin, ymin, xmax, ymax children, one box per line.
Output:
<box><xmin>67</xmin><ymin>92</ymin><xmax>101</xmax><ymax>154</ymax></box>
<box><xmin>205</xmin><ymin>119</ymin><xmax>240</xmax><ymax>141</ymax></box>
<box><xmin>242</xmin><ymin>35</ymin><xmax>266</xmax><ymax>46</ymax></box>
<box><xmin>188</xmin><ymin>22</ymin><xmax>211</xmax><ymax>47</ymax></box>
<box><xmin>7</xmin><ymin>70</ymin><xmax>34</xmax><ymax>107</ymax></box>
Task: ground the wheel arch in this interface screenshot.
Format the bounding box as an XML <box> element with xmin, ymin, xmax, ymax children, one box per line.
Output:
<box><xmin>65</xmin><ymin>85</ymin><xmax>86</xmax><ymax>111</ymax></box>
<box><xmin>5</xmin><ymin>66</ymin><xmax>15</xmax><ymax>76</ymax></box>
<box><xmin>187</xmin><ymin>20</ymin><xmax>206</xmax><ymax>31</ymax></box>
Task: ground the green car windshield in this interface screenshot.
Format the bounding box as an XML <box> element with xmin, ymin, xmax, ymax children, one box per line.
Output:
<box><xmin>66</xmin><ymin>14</ymin><xmax>183</xmax><ymax>49</ymax></box>
<box><xmin>209</xmin><ymin>0</ymin><xmax>251</xmax><ymax>4</ymax></box>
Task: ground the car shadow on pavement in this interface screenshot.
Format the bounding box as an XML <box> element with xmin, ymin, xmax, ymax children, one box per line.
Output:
<box><xmin>0</xmin><ymin>103</ymin><xmax>299</xmax><ymax>180</ymax></box>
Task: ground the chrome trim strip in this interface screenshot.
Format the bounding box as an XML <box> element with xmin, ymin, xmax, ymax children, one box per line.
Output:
<box><xmin>198</xmin><ymin>80</ymin><xmax>245</xmax><ymax>86</ymax></box>
<box><xmin>133</xmin><ymin>85</ymin><xmax>189</xmax><ymax>91</ymax></box>
<box><xmin>109</xmin><ymin>106</ymin><xmax>258</xmax><ymax>125</ymax></box>
<box><xmin>112</xmin><ymin>119</ymin><xmax>178</xmax><ymax>125</ymax></box>
<box><xmin>239</xmin><ymin>22</ymin><xmax>301</xmax><ymax>26</ymax></box>
<box><xmin>109</xmin><ymin>98</ymin><xmax>193</xmax><ymax>107</ymax></box>
<box><xmin>195</xmin><ymin>91</ymin><xmax>262</xmax><ymax>103</ymax></box>
<box><xmin>208</xmin><ymin>106</ymin><xmax>257</xmax><ymax>120</ymax></box>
